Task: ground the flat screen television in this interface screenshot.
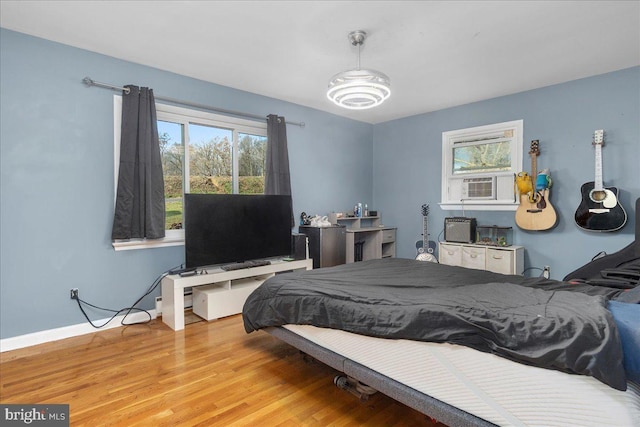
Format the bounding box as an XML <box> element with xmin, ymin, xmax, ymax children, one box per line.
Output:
<box><xmin>184</xmin><ymin>193</ymin><xmax>292</xmax><ymax>269</ymax></box>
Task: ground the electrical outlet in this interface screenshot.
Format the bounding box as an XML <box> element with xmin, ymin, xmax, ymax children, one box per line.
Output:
<box><xmin>543</xmin><ymin>266</ymin><xmax>550</xmax><ymax>279</ymax></box>
<box><xmin>70</xmin><ymin>288</ymin><xmax>79</xmax><ymax>300</ymax></box>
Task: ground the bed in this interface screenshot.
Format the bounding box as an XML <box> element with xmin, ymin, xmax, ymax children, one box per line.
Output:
<box><xmin>242</xmin><ymin>202</ymin><xmax>640</xmax><ymax>426</ymax></box>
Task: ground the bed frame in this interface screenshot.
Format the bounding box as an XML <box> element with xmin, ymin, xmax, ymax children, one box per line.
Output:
<box><xmin>264</xmin><ymin>326</ymin><xmax>496</xmax><ymax>427</ymax></box>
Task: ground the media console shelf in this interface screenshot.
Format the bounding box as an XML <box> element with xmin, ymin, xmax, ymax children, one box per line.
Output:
<box><xmin>161</xmin><ymin>258</ymin><xmax>312</xmax><ymax>331</ymax></box>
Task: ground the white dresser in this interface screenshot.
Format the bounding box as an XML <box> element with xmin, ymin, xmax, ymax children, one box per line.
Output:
<box><xmin>438</xmin><ymin>242</ymin><xmax>524</xmax><ymax>275</ymax></box>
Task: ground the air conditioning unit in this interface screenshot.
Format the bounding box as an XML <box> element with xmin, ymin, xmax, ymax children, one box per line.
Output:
<box><xmin>461</xmin><ymin>177</ymin><xmax>496</xmax><ymax>200</ymax></box>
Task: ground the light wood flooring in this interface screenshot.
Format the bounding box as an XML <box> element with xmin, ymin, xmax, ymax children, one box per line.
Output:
<box><xmin>0</xmin><ymin>314</ymin><xmax>445</xmax><ymax>426</ymax></box>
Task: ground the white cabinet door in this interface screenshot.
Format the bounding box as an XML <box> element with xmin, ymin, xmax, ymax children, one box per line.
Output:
<box><xmin>439</xmin><ymin>243</ymin><xmax>462</xmax><ymax>266</ymax></box>
<box><xmin>461</xmin><ymin>246</ymin><xmax>486</xmax><ymax>270</ymax></box>
<box><xmin>486</xmin><ymin>248</ymin><xmax>514</xmax><ymax>274</ymax></box>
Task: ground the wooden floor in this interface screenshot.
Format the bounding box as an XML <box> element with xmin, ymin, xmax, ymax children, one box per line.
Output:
<box><xmin>0</xmin><ymin>314</ymin><xmax>446</xmax><ymax>426</ymax></box>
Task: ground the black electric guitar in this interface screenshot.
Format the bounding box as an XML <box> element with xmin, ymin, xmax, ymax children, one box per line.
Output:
<box><xmin>575</xmin><ymin>130</ymin><xmax>627</xmax><ymax>232</ymax></box>
<box><xmin>415</xmin><ymin>204</ymin><xmax>438</xmax><ymax>262</ymax></box>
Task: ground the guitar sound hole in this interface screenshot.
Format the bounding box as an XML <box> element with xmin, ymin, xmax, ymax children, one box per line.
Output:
<box><xmin>590</xmin><ymin>190</ymin><xmax>606</xmax><ymax>202</ymax></box>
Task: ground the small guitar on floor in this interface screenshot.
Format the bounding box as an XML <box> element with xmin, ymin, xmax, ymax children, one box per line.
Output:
<box><xmin>415</xmin><ymin>204</ymin><xmax>438</xmax><ymax>262</ymax></box>
<box><xmin>575</xmin><ymin>130</ymin><xmax>627</xmax><ymax>232</ymax></box>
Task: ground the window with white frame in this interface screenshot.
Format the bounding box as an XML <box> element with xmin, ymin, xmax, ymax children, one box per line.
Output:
<box><xmin>440</xmin><ymin>120</ymin><xmax>523</xmax><ymax>211</ymax></box>
<box><xmin>113</xmin><ymin>97</ymin><xmax>267</xmax><ymax>250</ymax></box>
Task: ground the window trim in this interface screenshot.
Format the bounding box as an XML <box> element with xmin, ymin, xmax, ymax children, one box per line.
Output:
<box><xmin>111</xmin><ymin>96</ymin><xmax>267</xmax><ymax>251</ymax></box>
<box><xmin>439</xmin><ymin>120</ymin><xmax>523</xmax><ymax>211</ymax></box>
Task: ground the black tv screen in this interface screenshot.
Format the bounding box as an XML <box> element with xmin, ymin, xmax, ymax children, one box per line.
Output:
<box><xmin>184</xmin><ymin>194</ymin><xmax>292</xmax><ymax>269</ymax></box>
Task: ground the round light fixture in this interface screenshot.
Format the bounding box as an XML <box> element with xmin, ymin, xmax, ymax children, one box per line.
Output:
<box><xmin>327</xmin><ymin>31</ymin><xmax>391</xmax><ymax>110</ymax></box>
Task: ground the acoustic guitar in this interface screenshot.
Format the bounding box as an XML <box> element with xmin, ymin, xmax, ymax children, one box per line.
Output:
<box><xmin>415</xmin><ymin>204</ymin><xmax>438</xmax><ymax>262</ymax></box>
<box><xmin>515</xmin><ymin>140</ymin><xmax>557</xmax><ymax>231</ymax></box>
<box><xmin>575</xmin><ymin>130</ymin><xmax>627</xmax><ymax>232</ymax></box>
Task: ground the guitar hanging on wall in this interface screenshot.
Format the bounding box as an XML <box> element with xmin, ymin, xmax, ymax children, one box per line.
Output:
<box><xmin>515</xmin><ymin>140</ymin><xmax>557</xmax><ymax>231</ymax></box>
<box><xmin>415</xmin><ymin>204</ymin><xmax>438</xmax><ymax>262</ymax></box>
<box><xmin>574</xmin><ymin>130</ymin><xmax>627</xmax><ymax>232</ymax></box>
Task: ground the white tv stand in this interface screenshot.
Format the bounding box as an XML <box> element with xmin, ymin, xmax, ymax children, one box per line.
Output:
<box><xmin>161</xmin><ymin>258</ymin><xmax>312</xmax><ymax>331</ymax></box>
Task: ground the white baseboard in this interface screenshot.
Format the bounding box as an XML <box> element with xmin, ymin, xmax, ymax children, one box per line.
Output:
<box><xmin>0</xmin><ymin>310</ymin><xmax>158</xmax><ymax>353</ymax></box>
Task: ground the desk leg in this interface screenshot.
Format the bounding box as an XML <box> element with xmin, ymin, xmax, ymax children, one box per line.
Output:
<box><xmin>161</xmin><ymin>278</ymin><xmax>184</xmax><ymax>331</ymax></box>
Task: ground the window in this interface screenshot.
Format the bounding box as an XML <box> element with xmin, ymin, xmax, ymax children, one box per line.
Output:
<box><xmin>440</xmin><ymin>120</ymin><xmax>523</xmax><ymax>211</ymax></box>
<box><xmin>113</xmin><ymin>97</ymin><xmax>267</xmax><ymax>250</ymax></box>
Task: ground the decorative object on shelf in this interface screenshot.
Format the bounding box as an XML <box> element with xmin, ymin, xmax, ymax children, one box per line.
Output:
<box><xmin>356</xmin><ymin>202</ymin><xmax>363</xmax><ymax>217</ymax></box>
<box><xmin>476</xmin><ymin>225</ymin><xmax>513</xmax><ymax>247</ymax></box>
<box><xmin>309</xmin><ymin>215</ymin><xmax>332</xmax><ymax>227</ymax></box>
<box><xmin>300</xmin><ymin>212</ymin><xmax>311</xmax><ymax>226</ymax></box>
<box><xmin>327</xmin><ymin>30</ymin><xmax>391</xmax><ymax>110</ymax></box>
<box><xmin>575</xmin><ymin>129</ymin><xmax>627</xmax><ymax>232</ymax></box>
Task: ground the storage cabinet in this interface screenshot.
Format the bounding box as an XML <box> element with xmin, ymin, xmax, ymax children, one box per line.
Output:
<box><xmin>381</xmin><ymin>228</ymin><xmax>396</xmax><ymax>258</ymax></box>
<box><xmin>438</xmin><ymin>242</ymin><xmax>524</xmax><ymax>275</ymax></box>
<box><xmin>161</xmin><ymin>259</ymin><xmax>313</xmax><ymax>330</ymax></box>
<box><xmin>328</xmin><ymin>213</ymin><xmax>396</xmax><ymax>263</ymax></box>
<box><xmin>462</xmin><ymin>245</ymin><xmax>486</xmax><ymax>270</ymax></box>
<box><xmin>192</xmin><ymin>274</ymin><xmax>271</xmax><ymax>321</ymax></box>
<box><xmin>298</xmin><ymin>225</ymin><xmax>346</xmax><ymax>269</ymax></box>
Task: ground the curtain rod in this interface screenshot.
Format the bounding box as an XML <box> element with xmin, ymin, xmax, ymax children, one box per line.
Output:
<box><xmin>82</xmin><ymin>77</ymin><xmax>305</xmax><ymax>128</ymax></box>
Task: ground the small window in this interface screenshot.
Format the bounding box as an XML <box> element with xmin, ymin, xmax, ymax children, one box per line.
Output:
<box><xmin>440</xmin><ymin>120</ymin><xmax>523</xmax><ymax>211</ymax></box>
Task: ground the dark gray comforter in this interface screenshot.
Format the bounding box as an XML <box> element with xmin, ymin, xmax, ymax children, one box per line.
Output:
<box><xmin>243</xmin><ymin>258</ymin><xmax>627</xmax><ymax>390</ymax></box>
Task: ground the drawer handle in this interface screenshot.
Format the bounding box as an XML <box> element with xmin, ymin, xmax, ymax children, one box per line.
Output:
<box><xmin>492</xmin><ymin>255</ymin><xmax>503</xmax><ymax>259</ymax></box>
<box><xmin>470</xmin><ymin>254</ymin><xmax>477</xmax><ymax>258</ymax></box>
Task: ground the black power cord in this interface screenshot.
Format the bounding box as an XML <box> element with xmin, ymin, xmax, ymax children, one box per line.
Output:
<box><xmin>523</xmin><ymin>266</ymin><xmax>545</xmax><ymax>277</ymax></box>
<box><xmin>74</xmin><ymin>264</ymin><xmax>182</xmax><ymax>329</ymax></box>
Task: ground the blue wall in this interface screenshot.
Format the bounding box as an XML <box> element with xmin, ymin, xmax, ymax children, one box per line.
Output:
<box><xmin>1</xmin><ymin>28</ymin><xmax>638</xmax><ymax>340</ymax></box>
<box><xmin>373</xmin><ymin>67</ymin><xmax>639</xmax><ymax>276</ymax></box>
<box><xmin>0</xmin><ymin>29</ymin><xmax>373</xmax><ymax>339</ymax></box>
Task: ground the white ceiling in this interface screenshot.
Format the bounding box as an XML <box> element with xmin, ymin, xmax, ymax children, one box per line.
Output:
<box><xmin>1</xmin><ymin>1</ymin><xmax>639</xmax><ymax>124</ymax></box>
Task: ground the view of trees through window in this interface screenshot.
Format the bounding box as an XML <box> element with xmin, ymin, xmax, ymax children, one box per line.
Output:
<box><xmin>158</xmin><ymin>120</ymin><xmax>267</xmax><ymax>230</ymax></box>
<box><xmin>452</xmin><ymin>140</ymin><xmax>511</xmax><ymax>174</ymax></box>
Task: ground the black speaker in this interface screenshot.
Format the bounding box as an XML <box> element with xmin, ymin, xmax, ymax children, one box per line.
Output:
<box><xmin>291</xmin><ymin>233</ymin><xmax>308</xmax><ymax>260</ymax></box>
<box><xmin>444</xmin><ymin>217</ymin><xmax>477</xmax><ymax>243</ymax></box>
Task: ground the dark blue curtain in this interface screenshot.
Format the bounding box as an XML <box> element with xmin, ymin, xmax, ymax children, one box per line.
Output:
<box><xmin>111</xmin><ymin>85</ymin><xmax>165</xmax><ymax>240</ymax></box>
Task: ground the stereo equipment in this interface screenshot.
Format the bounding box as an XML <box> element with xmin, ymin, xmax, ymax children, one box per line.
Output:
<box><xmin>444</xmin><ymin>217</ymin><xmax>477</xmax><ymax>243</ymax></box>
<box><xmin>291</xmin><ymin>233</ymin><xmax>308</xmax><ymax>260</ymax></box>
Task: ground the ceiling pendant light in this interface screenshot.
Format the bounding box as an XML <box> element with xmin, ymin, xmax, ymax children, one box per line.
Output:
<box><xmin>327</xmin><ymin>30</ymin><xmax>391</xmax><ymax>110</ymax></box>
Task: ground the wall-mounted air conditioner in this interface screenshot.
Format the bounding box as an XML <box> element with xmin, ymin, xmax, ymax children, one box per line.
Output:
<box><xmin>461</xmin><ymin>177</ymin><xmax>496</xmax><ymax>200</ymax></box>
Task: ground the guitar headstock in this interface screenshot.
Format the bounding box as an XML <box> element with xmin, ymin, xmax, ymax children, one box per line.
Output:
<box><xmin>593</xmin><ymin>129</ymin><xmax>604</xmax><ymax>146</ymax></box>
<box><xmin>529</xmin><ymin>140</ymin><xmax>540</xmax><ymax>156</ymax></box>
<box><xmin>421</xmin><ymin>204</ymin><xmax>430</xmax><ymax>217</ymax></box>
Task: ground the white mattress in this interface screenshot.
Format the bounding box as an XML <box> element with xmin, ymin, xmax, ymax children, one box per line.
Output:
<box><xmin>284</xmin><ymin>324</ymin><xmax>640</xmax><ymax>427</ymax></box>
